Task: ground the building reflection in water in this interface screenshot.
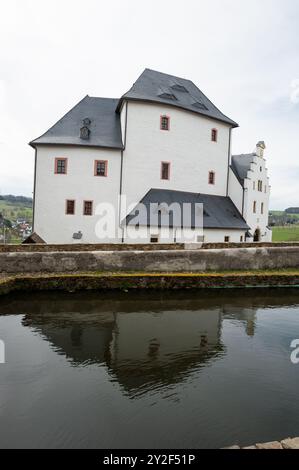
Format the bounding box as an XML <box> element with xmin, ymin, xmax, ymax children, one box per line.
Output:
<box><xmin>0</xmin><ymin>289</ymin><xmax>290</xmax><ymax>397</ymax></box>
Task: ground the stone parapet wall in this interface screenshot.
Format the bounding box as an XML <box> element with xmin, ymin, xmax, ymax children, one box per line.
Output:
<box><xmin>1</xmin><ymin>247</ymin><xmax>299</xmax><ymax>274</ymax></box>
<box><xmin>1</xmin><ymin>242</ymin><xmax>299</xmax><ymax>253</ymax></box>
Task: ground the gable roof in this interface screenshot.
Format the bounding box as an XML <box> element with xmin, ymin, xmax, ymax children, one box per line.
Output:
<box><xmin>117</xmin><ymin>68</ymin><xmax>238</xmax><ymax>127</ymax></box>
<box><xmin>231</xmin><ymin>153</ymin><xmax>256</xmax><ymax>185</ymax></box>
<box><xmin>22</xmin><ymin>232</ymin><xmax>46</xmax><ymax>244</ymax></box>
<box><xmin>125</xmin><ymin>188</ymin><xmax>249</xmax><ymax>230</ymax></box>
<box><xmin>30</xmin><ymin>96</ymin><xmax>123</xmax><ymax>149</ymax></box>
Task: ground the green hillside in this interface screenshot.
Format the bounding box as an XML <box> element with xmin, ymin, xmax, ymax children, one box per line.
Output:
<box><xmin>0</xmin><ymin>200</ymin><xmax>33</xmax><ymax>223</ymax></box>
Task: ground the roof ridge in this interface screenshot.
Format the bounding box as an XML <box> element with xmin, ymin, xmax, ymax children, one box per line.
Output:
<box><xmin>87</xmin><ymin>96</ymin><xmax>119</xmax><ymax>101</ymax></box>
<box><xmin>117</xmin><ymin>68</ymin><xmax>238</xmax><ymax>127</ymax></box>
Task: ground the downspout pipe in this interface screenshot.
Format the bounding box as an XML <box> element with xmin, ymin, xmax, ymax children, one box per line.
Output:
<box><xmin>32</xmin><ymin>147</ymin><xmax>37</xmax><ymax>232</ymax></box>
<box><xmin>119</xmin><ymin>101</ymin><xmax>128</xmax><ymax>243</ymax></box>
<box><xmin>226</xmin><ymin>127</ymin><xmax>232</xmax><ymax>196</ymax></box>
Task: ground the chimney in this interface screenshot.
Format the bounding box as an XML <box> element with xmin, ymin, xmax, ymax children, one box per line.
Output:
<box><xmin>256</xmin><ymin>141</ymin><xmax>266</xmax><ymax>158</ymax></box>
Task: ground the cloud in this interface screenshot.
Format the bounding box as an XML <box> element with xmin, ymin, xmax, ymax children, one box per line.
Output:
<box><xmin>0</xmin><ymin>0</ymin><xmax>298</xmax><ymax>209</ymax></box>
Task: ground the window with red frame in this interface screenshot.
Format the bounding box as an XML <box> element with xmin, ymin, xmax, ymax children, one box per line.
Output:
<box><xmin>211</xmin><ymin>129</ymin><xmax>218</xmax><ymax>142</ymax></box>
<box><xmin>94</xmin><ymin>160</ymin><xmax>107</xmax><ymax>177</ymax></box>
<box><xmin>83</xmin><ymin>200</ymin><xmax>93</xmax><ymax>216</ymax></box>
<box><xmin>55</xmin><ymin>158</ymin><xmax>67</xmax><ymax>174</ymax></box>
<box><xmin>160</xmin><ymin>116</ymin><xmax>170</xmax><ymax>131</ymax></box>
<box><xmin>66</xmin><ymin>200</ymin><xmax>75</xmax><ymax>215</ymax></box>
<box><xmin>161</xmin><ymin>162</ymin><xmax>170</xmax><ymax>180</ymax></box>
<box><xmin>208</xmin><ymin>171</ymin><xmax>215</xmax><ymax>185</ymax></box>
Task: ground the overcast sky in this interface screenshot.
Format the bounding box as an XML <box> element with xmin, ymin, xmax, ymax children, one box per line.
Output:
<box><xmin>0</xmin><ymin>0</ymin><xmax>298</xmax><ymax>209</ymax></box>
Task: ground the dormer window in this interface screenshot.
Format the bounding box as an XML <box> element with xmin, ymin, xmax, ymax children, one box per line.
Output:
<box><xmin>158</xmin><ymin>87</ymin><xmax>177</xmax><ymax>101</ymax></box>
<box><xmin>160</xmin><ymin>115</ymin><xmax>170</xmax><ymax>131</ymax></box>
<box><xmin>171</xmin><ymin>84</ymin><xmax>188</xmax><ymax>93</ymax></box>
<box><xmin>80</xmin><ymin>126</ymin><xmax>90</xmax><ymax>140</ymax></box>
<box><xmin>192</xmin><ymin>101</ymin><xmax>208</xmax><ymax>110</ymax></box>
<box><xmin>211</xmin><ymin>129</ymin><xmax>218</xmax><ymax>142</ymax></box>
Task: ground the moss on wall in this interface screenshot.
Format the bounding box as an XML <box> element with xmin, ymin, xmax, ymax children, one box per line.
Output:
<box><xmin>1</xmin><ymin>271</ymin><xmax>299</xmax><ymax>296</ymax></box>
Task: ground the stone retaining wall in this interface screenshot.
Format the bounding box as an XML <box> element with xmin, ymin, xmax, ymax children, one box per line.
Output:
<box><xmin>1</xmin><ymin>246</ymin><xmax>299</xmax><ymax>274</ymax></box>
<box><xmin>1</xmin><ymin>272</ymin><xmax>299</xmax><ymax>296</ymax></box>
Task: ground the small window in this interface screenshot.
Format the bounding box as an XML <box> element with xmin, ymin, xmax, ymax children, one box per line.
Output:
<box><xmin>253</xmin><ymin>181</ymin><xmax>256</xmax><ymax>190</ymax></box>
<box><xmin>55</xmin><ymin>158</ymin><xmax>67</xmax><ymax>174</ymax></box>
<box><xmin>66</xmin><ymin>199</ymin><xmax>75</xmax><ymax>215</ymax></box>
<box><xmin>264</xmin><ymin>186</ymin><xmax>267</xmax><ymax>193</ymax></box>
<box><xmin>253</xmin><ymin>201</ymin><xmax>257</xmax><ymax>213</ymax></box>
<box><xmin>240</xmin><ymin>236</ymin><xmax>243</xmax><ymax>242</ymax></box>
<box><xmin>160</xmin><ymin>115</ymin><xmax>170</xmax><ymax>131</ymax></box>
<box><xmin>260</xmin><ymin>166</ymin><xmax>262</xmax><ymax>172</ymax></box>
<box><xmin>211</xmin><ymin>129</ymin><xmax>218</xmax><ymax>142</ymax></box>
<box><xmin>258</xmin><ymin>180</ymin><xmax>263</xmax><ymax>192</ymax></box>
<box><xmin>150</xmin><ymin>235</ymin><xmax>159</xmax><ymax>243</ymax></box>
<box><xmin>261</xmin><ymin>202</ymin><xmax>264</xmax><ymax>215</ymax></box>
<box><xmin>208</xmin><ymin>171</ymin><xmax>215</xmax><ymax>185</ymax></box>
<box><xmin>94</xmin><ymin>160</ymin><xmax>108</xmax><ymax>177</ymax></box>
<box><xmin>83</xmin><ymin>200</ymin><xmax>93</xmax><ymax>216</ymax></box>
<box><xmin>161</xmin><ymin>162</ymin><xmax>170</xmax><ymax>180</ymax></box>
<box><xmin>224</xmin><ymin>236</ymin><xmax>230</xmax><ymax>243</ymax></box>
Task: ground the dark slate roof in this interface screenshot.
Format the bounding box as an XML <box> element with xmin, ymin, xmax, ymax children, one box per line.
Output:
<box><xmin>125</xmin><ymin>189</ymin><xmax>249</xmax><ymax>230</ymax></box>
<box><xmin>117</xmin><ymin>68</ymin><xmax>238</xmax><ymax>127</ymax></box>
<box><xmin>30</xmin><ymin>96</ymin><xmax>123</xmax><ymax>149</ymax></box>
<box><xmin>231</xmin><ymin>153</ymin><xmax>256</xmax><ymax>185</ymax></box>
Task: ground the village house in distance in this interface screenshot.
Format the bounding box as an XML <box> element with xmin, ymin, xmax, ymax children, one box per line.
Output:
<box><xmin>29</xmin><ymin>69</ymin><xmax>271</xmax><ymax>244</ymax></box>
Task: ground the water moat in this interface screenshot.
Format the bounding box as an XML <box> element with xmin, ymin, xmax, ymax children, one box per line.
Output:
<box><xmin>0</xmin><ymin>289</ymin><xmax>299</xmax><ymax>449</ymax></box>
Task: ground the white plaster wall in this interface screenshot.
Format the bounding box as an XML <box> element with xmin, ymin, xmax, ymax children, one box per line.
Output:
<box><xmin>203</xmin><ymin>229</ymin><xmax>246</xmax><ymax>243</ymax></box>
<box><xmin>228</xmin><ymin>167</ymin><xmax>243</xmax><ymax>214</ymax></box>
<box><xmin>243</xmin><ymin>155</ymin><xmax>271</xmax><ymax>241</ymax></box>
<box><xmin>121</xmin><ymin>101</ymin><xmax>231</xmax><ymax>211</ymax></box>
<box><xmin>33</xmin><ymin>101</ymin><xmax>271</xmax><ymax>245</ymax></box>
<box><xmin>124</xmin><ymin>226</ymin><xmax>201</xmax><ymax>244</ymax></box>
<box><xmin>34</xmin><ymin>146</ymin><xmax>122</xmax><ymax>243</ymax></box>
<box><xmin>124</xmin><ymin>226</ymin><xmax>246</xmax><ymax>244</ymax></box>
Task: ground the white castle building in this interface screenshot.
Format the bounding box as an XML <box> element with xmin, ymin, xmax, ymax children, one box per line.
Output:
<box><xmin>30</xmin><ymin>69</ymin><xmax>271</xmax><ymax>244</ymax></box>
